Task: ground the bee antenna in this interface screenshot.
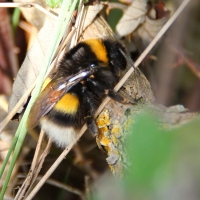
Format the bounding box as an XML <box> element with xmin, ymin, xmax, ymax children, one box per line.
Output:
<box><xmin>119</xmin><ymin>49</ymin><xmax>135</xmax><ymax>69</ymax></box>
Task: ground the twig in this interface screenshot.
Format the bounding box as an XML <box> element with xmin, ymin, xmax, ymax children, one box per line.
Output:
<box><xmin>171</xmin><ymin>45</ymin><xmax>200</xmax><ymax>79</ymax></box>
<box><xmin>23</xmin><ymin>139</ymin><xmax>52</xmax><ymax>199</ymax></box>
<box><xmin>14</xmin><ymin>130</ymin><xmax>45</xmax><ymax>198</ymax></box>
<box><xmin>0</xmin><ymin>2</ymin><xmax>57</xmax><ymax>20</ymax></box>
<box><xmin>17</xmin><ymin>174</ymin><xmax>85</xmax><ymax>199</ymax></box>
<box><xmin>73</xmin><ymin>145</ymin><xmax>98</xmax><ymax>180</ymax></box>
<box><xmin>25</xmin><ymin>124</ymin><xmax>87</xmax><ymax>200</ymax></box>
<box><xmin>70</xmin><ymin>1</ymin><xmax>84</xmax><ymax>48</ymax></box>
<box><xmin>31</xmin><ymin>129</ymin><xmax>45</xmax><ymax>170</ymax></box>
<box><xmin>25</xmin><ymin>1</ymin><xmax>191</xmax><ymax>199</ymax></box>
<box><xmin>14</xmin><ymin>130</ymin><xmax>50</xmax><ymax>200</ymax></box>
<box><xmin>42</xmin><ymin>176</ymin><xmax>85</xmax><ymax>200</ymax></box>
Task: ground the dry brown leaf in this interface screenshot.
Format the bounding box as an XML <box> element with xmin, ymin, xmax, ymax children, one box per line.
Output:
<box><xmin>116</xmin><ymin>0</ymin><xmax>148</xmax><ymax>38</ymax></box>
<box><xmin>13</xmin><ymin>0</ymin><xmax>47</xmax><ymax>30</ymax></box>
<box><xmin>8</xmin><ymin>17</ymin><xmax>56</xmax><ymax>113</ymax></box>
<box><xmin>81</xmin><ymin>4</ymin><xmax>104</xmax><ymax>31</ymax></box>
<box><xmin>137</xmin><ymin>6</ymin><xmax>170</xmax><ymax>47</ymax></box>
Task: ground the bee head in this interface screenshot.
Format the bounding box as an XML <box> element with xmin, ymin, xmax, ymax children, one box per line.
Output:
<box><xmin>104</xmin><ymin>40</ymin><xmax>127</xmax><ymax>71</ymax></box>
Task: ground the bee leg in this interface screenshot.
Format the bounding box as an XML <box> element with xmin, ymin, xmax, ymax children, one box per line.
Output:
<box><xmin>82</xmin><ymin>87</ymin><xmax>98</xmax><ymax>137</ymax></box>
<box><xmin>85</xmin><ymin>116</ymin><xmax>98</xmax><ymax>137</ymax></box>
<box><xmin>87</xmin><ymin>78</ymin><xmax>132</xmax><ymax>104</ymax></box>
<box><xmin>108</xmin><ymin>90</ymin><xmax>132</xmax><ymax>104</ymax></box>
<box><xmin>112</xmin><ymin>65</ymin><xmax>121</xmax><ymax>78</ymax></box>
<box><xmin>87</xmin><ymin>78</ymin><xmax>109</xmax><ymax>98</ymax></box>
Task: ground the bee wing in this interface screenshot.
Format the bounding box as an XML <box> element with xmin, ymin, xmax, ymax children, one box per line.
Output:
<box><xmin>27</xmin><ymin>69</ymin><xmax>92</xmax><ymax>129</ymax></box>
<box><xmin>27</xmin><ymin>78</ymin><xmax>68</xmax><ymax>129</ymax></box>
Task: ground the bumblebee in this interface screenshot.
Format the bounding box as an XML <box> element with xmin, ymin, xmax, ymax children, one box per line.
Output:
<box><xmin>27</xmin><ymin>38</ymin><xmax>129</xmax><ymax>148</ymax></box>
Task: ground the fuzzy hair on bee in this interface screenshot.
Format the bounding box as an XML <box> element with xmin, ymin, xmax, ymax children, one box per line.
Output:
<box><xmin>27</xmin><ymin>38</ymin><xmax>130</xmax><ymax>148</ymax></box>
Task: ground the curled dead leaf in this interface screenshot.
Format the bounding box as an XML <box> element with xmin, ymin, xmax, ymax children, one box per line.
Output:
<box><xmin>137</xmin><ymin>14</ymin><xmax>169</xmax><ymax>47</ymax></box>
<box><xmin>8</xmin><ymin>17</ymin><xmax>57</xmax><ymax>113</ymax></box>
<box><xmin>13</xmin><ymin>0</ymin><xmax>47</xmax><ymax>30</ymax></box>
<box><xmin>81</xmin><ymin>4</ymin><xmax>104</xmax><ymax>31</ymax></box>
<box><xmin>116</xmin><ymin>0</ymin><xmax>148</xmax><ymax>38</ymax></box>
<box><xmin>137</xmin><ymin>4</ymin><xmax>170</xmax><ymax>47</ymax></box>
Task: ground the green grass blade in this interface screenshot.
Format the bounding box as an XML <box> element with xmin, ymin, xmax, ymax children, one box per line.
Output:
<box><xmin>0</xmin><ymin>0</ymin><xmax>79</xmax><ymax>198</ymax></box>
<box><xmin>12</xmin><ymin>8</ymin><xmax>20</xmax><ymax>33</ymax></box>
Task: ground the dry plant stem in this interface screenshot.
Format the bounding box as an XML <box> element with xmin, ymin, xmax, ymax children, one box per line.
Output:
<box><xmin>17</xmin><ymin>173</ymin><xmax>85</xmax><ymax>199</ymax></box>
<box><xmin>24</xmin><ymin>139</ymin><xmax>52</xmax><ymax>199</ymax></box>
<box><xmin>31</xmin><ymin>129</ymin><xmax>45</xmax><ymax>170</ymax></box>
<box><xmin>73</xmin><ymin>145</ymin><xmax>98</xmax><ymax>180</ymax></box>
<box><xmin>60</xmin><ymin>28</ymin><xmax>76</xmax><ymax>53</ymax></box>
<box><xmin>51</xmin><ymin>28</ymin><xmax>76</xmax><ymax>73</ymax></box>
<box><xmin>14</xmin><ymin>129</ymin><xmax>46</xmax><ymax>199</ymax></box>
<box><xmin>15</xmin><ymin>132</ymin><xmax>47</xmax><ymax>199</ymax></box>
<box><xmin>47</xmin><ymin>28</ymin><xmax>77</xmax><ymax>77</ymax></box>
<box><xmin>38</xmin><ymin>176</ymin><xmax>85</xmax><ymax>199</ymax></box>
<box><xmin>0</xmin><ymin>2</ymin><xmax>57</xmax><ymax>20</ymax></box>
<box><xmin>15</xmin><ymin>137</ymin><xmax>52</xmax><ymax>200</ymax></box>
<box><xmin>24</xmin><ymin>1</ymin><xmax>191</xmax><ymax>199</ymax></box>
<box><xmin>181</xmin><ymin>54</ymin><xmax>200</xmax><ymax>78</ymax></box>
<box><xmin>25</xmin><ymin>124</ymin><xmax>87</xmax><ymax>200</ymax></box>
<box><xmin>171</xmin><ymin>46</ymin><xmax>200</xmax><ymax>79</ymax></box>
<box><xmin>83</xmin><ymin>143</ymin><xmax>96</xmax><ymax>153</ymax></box>
<box><xmin>70</xmin><ymin>3</ymin><xmax>84</xmax><ymax>48</ymax></box>
<box><xmin>36</xmin><ymin>138</ymin><xmax>52</xmax><ymax>168</ymax></box>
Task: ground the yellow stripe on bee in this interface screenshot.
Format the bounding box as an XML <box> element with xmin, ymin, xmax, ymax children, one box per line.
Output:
<box><xmin>84</xmin><ymin>39</ymin><xmax>108</xmax><ymax>64</ymax></box>
<box><xmin>54</xmin><ymin>93</ymin><xmax>79</xmax><ymax>114</ymax></box>
<box><xmin>41</xmin><ymin>77</ymin><xmax>51</xmax><ymax>91</ymax></box>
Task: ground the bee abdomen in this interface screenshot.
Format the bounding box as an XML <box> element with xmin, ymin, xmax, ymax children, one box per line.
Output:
<box><xmin>40</xmin><ymin>117</ymin><xmax>78</xmax><ymax>148</ymax></box>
